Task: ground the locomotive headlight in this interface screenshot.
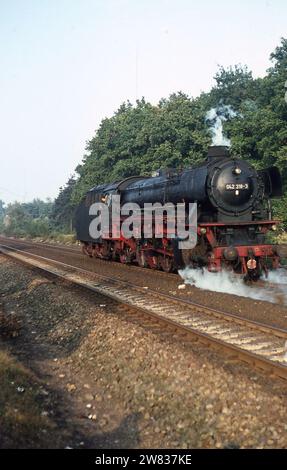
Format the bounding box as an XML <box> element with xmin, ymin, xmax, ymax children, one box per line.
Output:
<box><xmin>234</xmin><ymin>167</ymin><xmax>242</xmax><ymax>175</ymax></box>
<box><xmin>272</xmin><ymin>225</ymin><xmax>277</xmax><ymax>232</ymax></box>
<box><xmin>200</xmin><ymin>228</ymin><xmax>207</xmax><ymax>235</ymax></box>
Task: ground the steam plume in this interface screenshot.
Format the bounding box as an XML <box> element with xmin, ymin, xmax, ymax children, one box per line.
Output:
<box><xmin>206</xmin><ymin>105</ymin><xmax>237</xmax><ymax>147</ymax></box>
<box><xmin>179</xmin><ymin>267</ymin><xmax>286</xmax><ymax>305</ymax></box>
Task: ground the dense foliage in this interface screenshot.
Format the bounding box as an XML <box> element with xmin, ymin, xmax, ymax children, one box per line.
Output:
<box><xmin>71</xmin><ymin>95</ymin><xmax>211</xmax><ymax>204</ymax></box>
<box><xmin>50</xmin><ymin>177</ymin><xmax>77</xmax><ymax>232</ymax></box>
<box><xmin>0</xmin><ymin>199</ymin><xmax>54</xmax><ymax>238</ymax></box>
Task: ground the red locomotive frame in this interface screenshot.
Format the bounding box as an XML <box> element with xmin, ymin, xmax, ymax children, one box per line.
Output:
<box><xmin>82</xmin><ymin>213</ymin><xmax>280</xmax><ymax>278</ymax></box>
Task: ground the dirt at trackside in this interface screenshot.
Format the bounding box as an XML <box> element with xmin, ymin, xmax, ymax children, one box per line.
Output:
<box><xmin>0</xmin><ymin>255</ymin><xmax>287</xmax><ymax>449</ymax></box>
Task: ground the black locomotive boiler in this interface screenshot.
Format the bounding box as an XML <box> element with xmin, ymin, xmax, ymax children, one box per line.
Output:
<box><xmin>75</xmin><ymin>146</ymin><xmax>283</xmax><ymax>280</ymax></box>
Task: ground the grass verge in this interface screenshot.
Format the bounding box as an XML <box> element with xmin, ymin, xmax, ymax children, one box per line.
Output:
<box><xmin>0</xmin><ymin>349</ymin><xmax>57</xmax><ymax>448</ymax></box>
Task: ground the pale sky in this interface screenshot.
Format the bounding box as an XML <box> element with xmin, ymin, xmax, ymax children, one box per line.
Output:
<box><xmin>0</xmin><ymin>0</ymin><xmax>286</xmax><ymax>203</ymax></box>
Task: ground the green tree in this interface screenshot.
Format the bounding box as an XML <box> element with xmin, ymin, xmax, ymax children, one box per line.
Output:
<box><xmin>0</xmin><ymin>200</ymin><xmax>5</xmax><ymax>218</ymax></box>
<box><xmin>210</xmin><ymin>64</ymin><xmax>254</xmax><ymax>110</ymax></box>
<box><xmin>3</xmin><ymin>200</ymin><xmax>53</xmax><ymax>238</ymax></box>
<box><xmin>22</xmin><ymin>198</ymin><xmax>53</xmax><ymax>219</ymax></box>
<box><xmin>71</xmin><ymin>93</ymin><xmax>210</xmax><ymax>204</ymax></box>
<box><xmin>51</xmin><ymin>177</ymin><xmax>77</xmax><ymax>231</ymax></box>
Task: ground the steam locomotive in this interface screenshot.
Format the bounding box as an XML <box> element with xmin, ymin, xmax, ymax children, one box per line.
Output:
<box><xmin>75</xmin><ymin>146</ymin><xmax>283</xmax><ymax>280</ymax></box>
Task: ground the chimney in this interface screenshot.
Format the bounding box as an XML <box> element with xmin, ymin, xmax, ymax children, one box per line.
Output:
<box><xmin>207</xmin><ymin>146</ymin><xmax>230</xmax><ymax>160</ymax></box>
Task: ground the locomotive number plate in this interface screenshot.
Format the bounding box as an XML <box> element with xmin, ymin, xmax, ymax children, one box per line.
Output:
<box><xmin>225</xmin><ymin>183</ymin><xmax>249</xmax><ymax>190</ymax></box>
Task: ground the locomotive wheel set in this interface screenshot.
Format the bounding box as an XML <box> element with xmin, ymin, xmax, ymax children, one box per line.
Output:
<box><xmin>75</xmin><ymin>146</ymin><xmax>283</xmax><ymax>281</ymax></box>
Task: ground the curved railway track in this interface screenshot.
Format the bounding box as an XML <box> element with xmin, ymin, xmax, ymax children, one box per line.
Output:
<box><xmin>1</xmin><ymin>242</ymin><xmax>287</xmax><ymax>381</ymax></box>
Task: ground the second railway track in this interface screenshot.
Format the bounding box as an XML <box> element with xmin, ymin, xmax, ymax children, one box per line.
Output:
<box><xmin>0</xmin><ymin>236</ymin><xmax>178</xmax><ymax>280</ymax></box>
<box><xmin>1</xmin><ymin>242</ymin><xmax>287</xmax><ymax>380</ymax></box>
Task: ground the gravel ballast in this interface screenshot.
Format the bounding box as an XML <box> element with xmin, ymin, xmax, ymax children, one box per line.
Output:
<box><xmin>0</xmin><ymin>255</ymin><xmax>287</xmax><ymax>449</ymax></box>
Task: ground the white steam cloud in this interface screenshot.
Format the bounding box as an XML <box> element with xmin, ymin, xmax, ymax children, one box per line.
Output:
<box><xmin>206</xmin><ymin>105</ymin><xmax>237</xmax><ymax>147</ymax></box>
<box><xmin>266</xmin><ymin>269</ymin><xmax>287</xmax><ymax>285</ymax></box>
<box><xmin>179</xmin><ymin>268</ymin><xmax>287</xmax><ymax>305</ymax></box>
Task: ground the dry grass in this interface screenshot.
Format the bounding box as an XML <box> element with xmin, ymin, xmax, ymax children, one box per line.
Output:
<box><xmin>0</xmin><ymin>305</ymin><xmax>57</xmax><ymax>448</ymax></box>
<box><xmin>0</xmin><ymin>350</ymin><xmax>56</xmax><ymax>448</ymax></box>
<box><xmin>34</xmin><ymin>233</ymin><xmax>77</xmax><ymax>245</ymax></box>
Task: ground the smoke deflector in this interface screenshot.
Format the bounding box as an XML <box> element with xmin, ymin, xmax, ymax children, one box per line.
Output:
<box><xmin>258</xmin><ymin>167</ymin><xmax>283</xmax><ymax>198</ymax></box>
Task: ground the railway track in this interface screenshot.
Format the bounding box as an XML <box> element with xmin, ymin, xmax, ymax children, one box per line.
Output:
<box><xmin>0</xmin><ymin>236</ymin><xmax>177</xmax><ymax>280</ymax></box>
<box><xmin>1</xmin><ymin>242</ymin><xmax>287</xmax><ymax>381</ymax></box>
<box><xmin>0</xmin><ymin>236</ymin><xmax>82</xmax><ymax>256</ymax></box>
<box><xmin>2</xmin><ymin>237</ymin><xmax>287</xmax><ymax>289</ymax></box>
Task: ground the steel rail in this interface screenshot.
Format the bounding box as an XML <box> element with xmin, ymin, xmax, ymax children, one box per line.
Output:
<box><xmin>1</xmin><ymin>242</ymin><xmax>287</xmax><ymax>380</ymax></box>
